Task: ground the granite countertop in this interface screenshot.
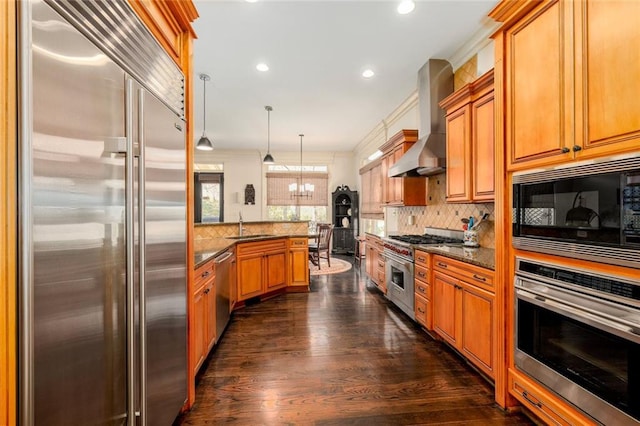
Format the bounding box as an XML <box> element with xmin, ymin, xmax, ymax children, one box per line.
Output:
<box><xmin>416</xmin><ymin>245</ymin><xmax>495</xmax><ymax>271</ymax></box>
<box><xmin>194</xmin><ymin>233</ymin><xmax>315</xmax><ymax>268</ymax></box>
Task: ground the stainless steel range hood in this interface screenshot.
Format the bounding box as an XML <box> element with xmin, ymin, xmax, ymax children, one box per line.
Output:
<box><xmin>389</xmin><ymin>59</ymin><xmax>453</xmax><ymax>177</ymax></box>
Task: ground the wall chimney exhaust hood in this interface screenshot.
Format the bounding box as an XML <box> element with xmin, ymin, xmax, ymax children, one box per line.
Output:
<box><xmin>389</xmin><ymin>59</ymin><xmax>453</xmax><ymax>177</ymax></box>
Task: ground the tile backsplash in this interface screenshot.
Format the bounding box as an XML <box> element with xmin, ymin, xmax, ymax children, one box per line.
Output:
<box><xmin>393</xmin><ymin>173</ymin><xmax>495</xmax><ymax>248</ymax></box>
<box><xmin>195</xmin><ymin>221</ymin><xmax>310</xmax><ymax>240</ymax></box>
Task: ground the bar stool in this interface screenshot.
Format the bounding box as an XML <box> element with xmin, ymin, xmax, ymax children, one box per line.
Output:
<box><xmin>354</xmin><ymin>235</ymin><xmax>366</xmax><ymax>266</ymax></box>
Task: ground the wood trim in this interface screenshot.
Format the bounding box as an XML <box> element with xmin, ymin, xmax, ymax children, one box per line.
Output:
<box><xmin>378</xmin><ymin>129</ymin><xmax>418</xmax><ymax>154</ymax></box>
<box><xmin>489</xmin><ymin>0</ymin><xmax>546</xmax><ymax>27</ymax></box>
<box><xmin>491</xmin><ymin>30</ymin><xmax>513</xmax><ymax>409</ymax></box>
<box><xmin>1</xmin><ymin>0</ymin><xmax>17</xmax><ymax>423</ymax></box>
<box><xmin>182</xmin><ymin>22</ymin><xmax>197</xmax><ymax>410</ymax></box>
<box><xmin>358</xmin><ymin>157</ymin><xmax>382</xmax><ymax>174</ymax></box>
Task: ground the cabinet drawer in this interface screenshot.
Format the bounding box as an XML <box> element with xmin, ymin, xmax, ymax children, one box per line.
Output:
<box><xmin>415</xmin><ymin>250</ymin><xmax>430</xmax><ymax>268</ymax></box>
<box><xmin>415</xmin><ymin>279</ymin><xmax>430</xmax><ymax>299</ymax></box>
<box><xmin>194</xmin><ymin>259</ymin><xmax>215</xmax><ymax>291</ymax></box>
<box><xmin>415</xmin><ymin>265</ymin><xmax>429</xmax><ymax>284</ymax></box>
<box><xmin>433</xmin><ymin>255</ymin><xmax>494</xmax><ymax>292</ymax></box>
<box><xmin>415</xmin><ymin>293</ymin><xmax>428</xmax><ymax>327</ymax></box>
<box><xmin>237</xmin><ymin>238</ymin><xmax>287</xmax><ymax>256</ymax></box>
<box><xmin>289</xmin><ymin>237</ymin><xmax>308</xmax><ymax>247</ymax></box>
<box><xmin>509</xmin><ymin>369</ymin><xmax>592</xmax><ymax>426</ymax></box>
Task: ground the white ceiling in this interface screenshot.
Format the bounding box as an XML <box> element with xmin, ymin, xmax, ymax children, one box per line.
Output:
<box><xmin>192</xmin><ymin>0</ymin><xmax>497</xmax><ymax>154</ymax></box>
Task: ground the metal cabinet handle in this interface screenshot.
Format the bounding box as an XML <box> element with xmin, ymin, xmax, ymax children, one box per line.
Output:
<box><xmin>472</xmin><ymin>274</ymin><xmax>486</xmax><ymax>282</ymax></box>
<box><xmin>418</xmin><ymin>286</ymin><xmax>426</xmax><ymax>293</ymax></box>
<box><xmin>418</xmin><ymin>307</ymin><xmax>425</xmax><ymax>314</ymax></box>
<box><xmin>201</xmin><ymin>271</ymin><xmax>210</xmax><ymax>278</ymax></box>
<box><xmin>437</xmin><ymin>262</ymin><xmax>447</xmax><ymax>268</ymax></box>
<box><xmin>454</xmin><ymin>284</ymin><xmax>462</xmax><ymax>290</ymax></box>
<box><xmin>522</xmin><ymin>391</ymin><xmax>543</xmax><ymax>409</ymax></box>
<box><xmin>417</xmin><ymin>271</ymin><xmax>426</xmax><ymax>278</ymax></box>
<box><xmin>561</xmin><ymin>147</ymin><xmax>570</xmax><ymax>153</ymax></box>
<box><xmin>572</xmin><ymin>145</ymin><xmax>582</xmax><ymax>152</ymax></box>
<box><xmin>417</xmin><ymin>256</ymin><xmax>426</xmax><ymax>263</ymax></box>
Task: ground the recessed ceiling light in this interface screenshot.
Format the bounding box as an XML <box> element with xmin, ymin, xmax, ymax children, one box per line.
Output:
<box><xmin>397</xmin><ymin>0</ymin><xmax>415</xmax><ymax>15</ymax></box>
<box><xmin>256</xmin><ymin>63</ymin><xmax>269</xmax><ymax>72</ymax></box>
<box><xmin>362</xmin><ymin>69</ymin><xmax>375</xmax><ymax>79</ymax></box>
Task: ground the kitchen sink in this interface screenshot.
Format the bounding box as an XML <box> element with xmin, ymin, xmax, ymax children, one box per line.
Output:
<box><xmin>226</xmin><ymin>234</ymin><xmax>274</xmax><ymax>240</ymax></box>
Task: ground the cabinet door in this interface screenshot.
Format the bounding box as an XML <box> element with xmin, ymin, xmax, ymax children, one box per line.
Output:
<box><xmin>472</xmin><ymin>91</ymin><xmax>495</xmax><ymax>201</ymax></box>
<box><xmin>361</xmin><ymin>169</ymin><xmax>371</xmax><ymax>213</ymax></box>
<box><xmin>371</xmin><ymin>163</ymin><xmax>383</xmax><ymax>213</ymax></box>
<box><xmin>392</xmin><ymin>147</ymin><xmax>404</xmax><ymax>204</ymax></box>
<box><xmin>237</xmin><ymin>255</ymin><xmax>263</xmax><ymax>300</ymax></box>
<box><xmin>505</xmin><ymin>0</ymin><xmax>573</xmax><ymax>170</ymax></box>
<box><xmin>193</xmin><ymin>286</ymin><xmax>206</xmax><ymax>372</ymax></box>
<box><xmin>366</xmin><ymin>245</ymin><xmax>376</xmax><ymax>282</ymax></box>
<box><xmin>574</xmin><ymin>0</ymin><xmax>640</xmax><ymax>158</ymax></box>
<box><xmin>206</xmin><ymin>282</ymin><xmax>216</xmax><ymax>351</ymax></box>
<box><xmin>265</xmin><ymin>251</ymin><xmax>286</xmax><ymax>291</ymax></box>
<box><xmin>289</xmin><ymin>248</ymin><xmax>309</xmax><ymax>287</ymax></box>
<box><xmin>446</xmin><ymin>105</ymin><xmax>471</xmax><ymax>201</ymax></box>
<box><xmin>433</xmin><ymin>272</ymin><xmax>459</xmax><ymax>346</ymax></box>
<box><xmin>460</xmin><ymin>282</ymin><xmax>494</xmax><ymax>378</ymax></box>
<box><xmin>381</xmin><ymin>153</ymin><xmax>392</xmax><ymax>205</ymax></box>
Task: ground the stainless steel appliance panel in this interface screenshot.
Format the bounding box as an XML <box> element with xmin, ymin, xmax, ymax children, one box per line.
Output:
<box><xmin>383</xmin><ymin>252</ymin><xmax>415</xmax><ymax>320</ymax></box>
<box><xmin>215</xmin><ymin>250</ymin><xmax>234</xmax><ymax>342</ymax></box>
<box><xmin>31</xmin><ymin>2</ymin><xmax>127</xmax><ymax>423</ymax></box>
<box><xmin>142</xmin><ymin>89</ymin><xmax>187</xmax><ymax>425</ymax></box>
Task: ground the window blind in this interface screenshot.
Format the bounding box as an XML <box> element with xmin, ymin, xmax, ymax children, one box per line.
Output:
<box><xmin>266</xmin><ymin>172</ymin><xmax>328</xmax><ymax>206</ymax></box>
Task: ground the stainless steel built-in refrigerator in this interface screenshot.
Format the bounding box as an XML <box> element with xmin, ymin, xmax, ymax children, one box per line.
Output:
<box><xmin>19</xmin><ymin>1</ymin><xmax>187</xmax><ymax>424</ymax></box>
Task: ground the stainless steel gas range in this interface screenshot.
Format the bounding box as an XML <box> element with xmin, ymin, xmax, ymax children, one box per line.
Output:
<box><xmin>382</xmin><ymin>228</ymin><xmax>463</xmax><ymax>320</ymax></box>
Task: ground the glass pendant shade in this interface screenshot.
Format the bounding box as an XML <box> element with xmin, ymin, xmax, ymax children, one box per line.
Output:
<box><xmin>196</xmin><ymin>73</ymin><xmax>213</xmax><ymax>151</ymax></box>
<box><xmin>263</xmin><ymin>105</ymin><xmax>275</xmax><ymax>164</ymax></box>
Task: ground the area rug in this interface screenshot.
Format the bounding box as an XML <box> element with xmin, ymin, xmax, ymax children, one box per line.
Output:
<box><xmin>309</xmin><ymin>257</ymin><xmax>352</xmax><ymax>276</ymax></box>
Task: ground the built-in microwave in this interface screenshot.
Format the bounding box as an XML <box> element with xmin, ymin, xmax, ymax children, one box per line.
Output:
<box><xmin>512</xmin><ymin>154</ymin><xmax>640</xmax><ymax>268</ymax></box>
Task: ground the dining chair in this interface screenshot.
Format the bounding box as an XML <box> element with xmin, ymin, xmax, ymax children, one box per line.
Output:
<box><xmin>309</xmin><ymin>223</ymin><xmax>334</xmax><ymax>269</ymax></box>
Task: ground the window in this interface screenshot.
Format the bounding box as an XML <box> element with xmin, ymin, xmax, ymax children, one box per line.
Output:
<box><xmin>266</xmin><ymin>166</ymin><xmax>328</xmax><ymax>223</ymax></box>
<box><xmin>195</xmin><ymin>172</ymin><xmax>223</xmax><ymax>223</ymax></box>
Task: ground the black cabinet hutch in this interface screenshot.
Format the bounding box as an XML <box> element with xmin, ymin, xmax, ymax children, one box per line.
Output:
<box><xmin>331</xmin><ymin>185</ymin><xmax>358</xmax><ymax>254</ymax></box>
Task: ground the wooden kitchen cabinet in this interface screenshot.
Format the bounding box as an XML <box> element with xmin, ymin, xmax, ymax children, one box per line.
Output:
<box><xmin>439</xmin><ymin>70</ymin><xmax>494</xmax><ymax>202</ymax></box>
<box><xmin>237</xmin><ymin>239</ymin><xmax>287</xmax><ymax>301</ymax></box>
<box><xmin>497</xmin><ymin>0</ymin><xmax>640</xmax><ymax>171</ymax></box>
<box><xmin>432</xmin><ymin>255</ymin><xmax>495</xmax><ymax>379</ymax></box>
<box><xmin>193</xmin><ymin>258</ymin><xmax>216</xmax><ymax>374</ymax></box>
<box><xmin>288</xmin><ymin>237</ymin><xmax>309</xmax><ymax>288</ymax></box>
<box><xmin>364</xmin><ymin>234</ymin><xmax>385</xmax><ymax>293</ymax></box>
<box><xmin>414</xmin><ymin>250</ymin><xmax>432</xmax><ymax>329</ymax></box>
<box><xmin>379</xmin><ymin>129</ymin><xmax>427</xmax><ymax>207</ymax></box>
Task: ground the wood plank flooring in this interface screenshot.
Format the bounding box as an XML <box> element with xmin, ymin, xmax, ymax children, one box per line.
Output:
<box><xmin>175</xmin><ymin>259</ymin><xmax>534</xmax><ymax>425</ymax></box>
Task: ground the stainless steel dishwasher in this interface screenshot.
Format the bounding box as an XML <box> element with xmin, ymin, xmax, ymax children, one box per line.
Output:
<box><xmin>214</xmin><ymin>248</ymin><xmax>234</xmax><ymax>342</ymax></box>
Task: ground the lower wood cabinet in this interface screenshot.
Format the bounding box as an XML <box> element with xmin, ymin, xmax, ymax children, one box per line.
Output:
<box><xmin>237</xmin><ymin>239</ymin><xmax>287</xmax><ymax>301</ymax></box>
<box><xmin>364</xmin><ymin>234</ymin><xmax>385</xmax><ymax>293</ymax></box>
<box><xmin>193</xmin><ymin>259</ymin><xmax>216</xmax><ymax>374</ymax></box>
<box><xmin>432</xmin><ymin>255</ymin><xmax>495</xmax><ymax>379</ymax></box>
<box><xmin>414</xmin><ymin>250</ymin><xmax>432</xmax><ymax>329</ymax></box>
<box><xmin>288</xmin><ymin>237</ymin><xmax>309</xmax><ymax>287</ymax></box>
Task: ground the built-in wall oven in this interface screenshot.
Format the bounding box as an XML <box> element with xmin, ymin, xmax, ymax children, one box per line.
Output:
<box><xmin>512</xmin><ymin>154</ymin><xmax>640</xmax><ymax>268</ymax></box>
<box><xmin>515</xmin><ymin>257</ymin><xmax>640</xmax><ymax>425</ymax></box>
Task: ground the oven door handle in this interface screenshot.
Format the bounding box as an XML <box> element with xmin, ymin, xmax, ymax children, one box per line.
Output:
<box><xmin>382</xmin><ymin>253</ymin><xmax>413</xmax><ymax>270</ymax></box>
<box><xmin>516</xmin><ymin>288</ymin><xmax>640</xmax><ymax>343</ymax></box>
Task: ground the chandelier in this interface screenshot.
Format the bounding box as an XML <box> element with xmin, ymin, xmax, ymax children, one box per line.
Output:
<box><xmin>289</xmin><ymin>134</ymin><xmax>314</xmax><ymax>199</ymax></box>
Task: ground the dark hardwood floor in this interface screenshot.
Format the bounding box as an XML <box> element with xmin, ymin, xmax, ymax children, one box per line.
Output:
<box><xmin>176</xmin><ymin>257</ymin><xmax>534</xmax><ymax>425</ymax></box>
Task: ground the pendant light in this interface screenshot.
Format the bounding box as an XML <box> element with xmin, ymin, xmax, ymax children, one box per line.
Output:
<box><xmin>262</xmin><ymin>105</ymin><xmax>275</xmax><ymax>164</ymax></box>
<box><xmin>196</xmin><ymin>73</ymin><xmax>213</xmax><ymax>151</ymax></box>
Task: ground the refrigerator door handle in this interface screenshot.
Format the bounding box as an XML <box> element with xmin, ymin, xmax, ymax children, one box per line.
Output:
<box><xmin>125</xmin><ymin>78</ymin><xmax>137</xmax><ymax>426</ymax></box>
<box><xmin>137</xmin><ymin>87</ymin><xmax>147</xmax><ymax>426</ymax></box>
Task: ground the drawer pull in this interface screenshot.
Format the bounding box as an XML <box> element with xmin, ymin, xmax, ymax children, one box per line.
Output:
<box><xmin>417</xmin><ymin>307</ymin><xmax>425</xmax><ymax>314</ymax></box>
<box><xmin>522</xmin><ymin>391</ymin><xmax>543</xmax><ymax>409</ymax></box>
<box><xmin>201</xmin><ymin>271</ymin><xmax>210</xmax><ymax>278</ymax></box>
<box><xmin>437</xmin><ymin>262</ymin><xmax>447</xmax><ymax>268</ymax></box>
<box><xmin>454</xmin><ymin>284</ymin><xmax>462</xmax><ymax>290</ymax></box>
<box><xmin>417</xmin><ymin>271</ymin><xmax>426</xmax><ymax>278</ymax></box>
<box><xmin>473</xmin><ymin>274</ymin><xmax>487</xmax><ymax>282</ymax></box>
<box><xmin>417</xmin><ymin>256</ymin><xmax>426</xmax><ymax>263</ymax></box>
<box><xmin>418</xmin><ymin>286</ymin><xmax>426</xmax><ymax>293</ymax></box>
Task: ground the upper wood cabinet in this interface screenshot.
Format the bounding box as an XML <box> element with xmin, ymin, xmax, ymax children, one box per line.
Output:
<box><xmin>440</xmin><ymin>70</ymin><xmax>495</xmax><ymax>203</ymax></box>
<box><xmin>495</xmin><ymin>0</ymin><xmax>640</xmax><ymax>171</ymax></box>
<box><xmin>380</xmin><ymin>129</ymin><xmax>428</xmax><ymax>207</ymax></box>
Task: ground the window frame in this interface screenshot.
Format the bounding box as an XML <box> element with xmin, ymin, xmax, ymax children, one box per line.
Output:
<box><xmin>194</xmin><ymin>172</ymin><xmax>224</xmax><ymax>223</ymax></box>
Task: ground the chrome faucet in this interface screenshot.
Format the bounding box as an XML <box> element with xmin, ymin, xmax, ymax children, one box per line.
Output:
<box><xmin>238</xmin><ymin>211</ymin><xmax>244</xmax><ymax>236</ymax></box>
